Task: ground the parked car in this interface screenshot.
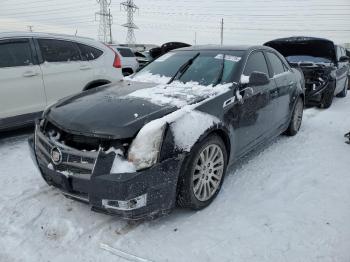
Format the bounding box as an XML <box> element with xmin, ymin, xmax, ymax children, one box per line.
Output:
<box><xmin>265</xmin><ymin>37</ymin><xmax>349</xmax><ymax>108</ymax></box>
<box><xmin>0</xmin><ymin>32</ymin><xmax>123</xmax><ymax>131</ymax></box>
<box><xmin>148</xmin><ymin>42</ymin><xmax>191</xmax><ymax>61</ymax></box>
<box><xmin>345</xmin><ymin>132</ymin><xmax>350</xmax><ymax>144</ymax></box>
<box><xmin>109</xmin><ymin>45</ymin><xmax>139</xmax><ymax>76</ymax></box>
<box><xmin>134</xmin><ymin>51</ymin><xmax>152</xmax><ymax>69</ymax></box>
<box><xmin>29</xmin><ymin>45</ymin><xmax>304</xmax><ymax>219</ymax></box>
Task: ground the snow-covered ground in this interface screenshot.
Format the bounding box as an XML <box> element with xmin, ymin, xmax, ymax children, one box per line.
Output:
<box><xmin>1</xmin><ymin>97</ymin><xmax>350</xmax><ymax>262</ymax></box>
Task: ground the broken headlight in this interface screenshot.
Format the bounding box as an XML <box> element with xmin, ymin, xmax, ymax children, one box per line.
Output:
<box><xmin>127</xmin><ymin>120</ymin><xmax>167</xmax><ymax>171</ymax></box>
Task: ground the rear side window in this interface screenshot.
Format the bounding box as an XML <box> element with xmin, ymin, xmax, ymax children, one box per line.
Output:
<box><xmin>0</xmin><ymin>39</ymin><xmax>33</xmax><ymax>68</ymax></box>
<box><xmin>78</xmin><ymin>43</ymin><xmax>103</xmax><ymax>61</ymax></box>
<box><xmin>266</xmin><ymin>52</ymin><xmax>285</xmax><ymax>76</ymax></box>
<box><xmin>243</xmin><ymin>51</ymin><xmax>269</xmax><ymax>76</ymax></box>
<box><xmin>38</xmin><ymin>39</ymin><xmax>81</xmax><ymax>62</ymax></box>
<box><xmin>117</xmin><ymin>48</ymin><xmax>135</xmax><ymax>57</ymax></box>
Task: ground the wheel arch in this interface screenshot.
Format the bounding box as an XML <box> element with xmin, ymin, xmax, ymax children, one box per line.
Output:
<box><xmin>83</xmin><ymin>79</ymin><xmax>111</xmax><ymax>91</ymax></box>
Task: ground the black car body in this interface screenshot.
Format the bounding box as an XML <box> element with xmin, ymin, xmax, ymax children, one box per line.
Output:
<box><xmin>29</xmin><ymin>45</ymin><xmax>304</xmax><ymax>219</ymax></box>
<box><xmin>265</xmin><ymin>37</ymin><xmax>349</xmax><ymax>108</ymax></box>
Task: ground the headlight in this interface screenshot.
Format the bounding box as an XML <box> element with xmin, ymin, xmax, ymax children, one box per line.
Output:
<box><xmin>128</xmin><ymin>120</ymin><xmax>167</xmax><ymax>170</ymax></box>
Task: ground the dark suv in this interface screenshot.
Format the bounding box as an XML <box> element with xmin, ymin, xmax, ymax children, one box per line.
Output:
<box><xmin>265</xmin><ymin>37</ymin><xmax>349</xmax><ymax>108</ymax></box>
<box><xmin>29</xmin><ymin>45</ymin><xmax>304</xmax><ymax>219</ymax></box>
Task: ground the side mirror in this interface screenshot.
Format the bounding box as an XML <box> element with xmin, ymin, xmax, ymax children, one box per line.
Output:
<box><xmin>248</xmin><ymin>71</ymin><xmax>270</xmax><ymax>86</ymax></box>
<box><xmin>339</xmin><ymin>56</ymin><xmax>349</xmax><ymax>62</ymax></box>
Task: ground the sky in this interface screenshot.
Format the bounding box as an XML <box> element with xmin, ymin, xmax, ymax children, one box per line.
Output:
<box><xmin>0</xmin><ymin>0</ymin><xmax>349</xmax><ymax>46</ymax></box>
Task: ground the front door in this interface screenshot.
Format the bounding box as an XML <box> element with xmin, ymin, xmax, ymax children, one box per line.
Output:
<box><xmin>230</xmin><ymin>51</ymin><xmax>276</xmax><ymax>156</ymax></box>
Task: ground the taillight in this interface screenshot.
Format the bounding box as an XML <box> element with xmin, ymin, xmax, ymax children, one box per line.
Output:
<box><xmin>113</xmin><ymin>53</ymin><xmax>122</xmax><ymax>68</ymax></box>
<box><xmin>104</xmin><ymin>43</ymin><xmax>122</xmax><ymax>69</ymax></box>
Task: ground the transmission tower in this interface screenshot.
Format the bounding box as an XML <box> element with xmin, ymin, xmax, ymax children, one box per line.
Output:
<box><xmin>121</xmin><ymin>0</ymin><xmax>138</xmax><ymax>46</ymax></box>
<box><xmin>96</xmin><ymin>0</ymin><xmax>113</xmax><ymax>43</ymax></box>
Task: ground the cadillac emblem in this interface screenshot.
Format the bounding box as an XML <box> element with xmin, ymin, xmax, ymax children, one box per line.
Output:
<box><xmin>51</xmin><ymin>147</ymin><xmax>62</xmax><ymax>165</ymax></box>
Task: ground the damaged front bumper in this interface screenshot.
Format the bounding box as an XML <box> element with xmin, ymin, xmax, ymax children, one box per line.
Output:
<box><xmin>28</xmin><ymin>127</ymin><xmax>184</xmax><ymax>220</ymax></box>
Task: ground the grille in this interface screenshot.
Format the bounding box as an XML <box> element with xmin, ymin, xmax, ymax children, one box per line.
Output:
<box><xmin>35</xmin><ymin>128</ymin><xmax>99</xmax><ymax>175</ymax></box>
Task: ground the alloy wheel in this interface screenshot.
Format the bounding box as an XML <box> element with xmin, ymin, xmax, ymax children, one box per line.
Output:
<box><xmin>192</xmin><ymin>144</ymin><xmax>224</xmax><ymax>202</ymax></box>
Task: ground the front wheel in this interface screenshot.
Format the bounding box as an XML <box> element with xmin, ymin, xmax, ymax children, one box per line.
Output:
<box><xmin>285</xmin><ymin>97</ymin><xmax>304</xmax><ymax>136</ymax></box>
<box><xmin>177</xmin><ymin>135</ymin><xmax>228</xmax><ymax>210</ymax></box>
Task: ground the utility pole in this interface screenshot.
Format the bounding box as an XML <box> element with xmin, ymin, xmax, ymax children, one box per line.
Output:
<box><xmin>194</xmin><ymin>32</ymin><xmax>197</xmax><ymax>45</ymax></box>
<box><xmin>27</xmin><ymin>25</ymin><xmax>33</xmax><ymax>32</ymax></box>
<box><xmin>96</xmin><ymin>0</ymin><xmax>113</xmax><ymax>43</ymax></box>
<box><xmin>108</xmin><ymin>8</ymin><xmax>113</xmax><ymax>44</ymax></box>
<box><xmin>220</xmin><ymin>18</ymin><xmax>224</xmax><ymax>46</ymax></box>
<box><xmin>121</xmin><ymin>0</ymin><xmax>139</xmax><ymax>46</ymax></box>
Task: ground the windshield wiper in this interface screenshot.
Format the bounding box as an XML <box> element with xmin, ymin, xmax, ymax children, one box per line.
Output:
<box><xmin>213</xmin><ymin>54</ymin><xmax>225</xmax><ymax>86</ymax></box>
<box><xmin>167</xmin><ymin>52</ymin><xmax>200</xmax><ymax>84</ymax></box>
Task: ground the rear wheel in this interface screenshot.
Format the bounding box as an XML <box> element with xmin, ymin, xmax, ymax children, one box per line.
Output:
<box><xmin>177</xmin><ymin>135</ymin><xmax>228</xmax><ymax>210</ymax></box>
<box><xmin>285</xmin><ymin>97</ymin><xmax>303</xmax><ymax>136</ymax></box>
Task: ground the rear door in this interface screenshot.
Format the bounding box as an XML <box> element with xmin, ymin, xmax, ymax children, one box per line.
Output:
<box><xmin>0</xmin><ymin>38</ymin><xmax>46</xmax><ymax>124</ymax></box>
<box><xmin>234</xmin><ymin>51</ymin><xmax>276</xmax><ymax>155</ymax></box>
<box><xmin>265</xmin><ymin>51</ymin><xmax>292</xmax><ymax>127</ymax></box>
<box><xmin>335</xmin><ymin>46</ymin><xmax>348</xmax><ymax>93</ymax></box>
<box><xmin>37</xmin><ymin>38</ymin><xmax>94</xmax><ymax>105</ymax></box>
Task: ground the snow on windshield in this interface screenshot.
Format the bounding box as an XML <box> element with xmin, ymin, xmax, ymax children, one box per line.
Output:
<box><xmin>127</xmin><ymin>81</ymin><xmax>232</xmax><ymax>108</ymax></box>
<box><xmin>126</xmin><ymin>71</ymin><xmax>171</xmax><ymax>84</ymax></box>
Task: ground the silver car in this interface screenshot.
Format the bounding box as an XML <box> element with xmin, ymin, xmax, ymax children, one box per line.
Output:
<box><xmin>110</xmin><ymin>45</ymin><xmax>139</xmax><ymax>76</ymax></box>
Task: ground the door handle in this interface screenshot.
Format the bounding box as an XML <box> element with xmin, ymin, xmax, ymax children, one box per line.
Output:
<box><xmin>80</xmin><ymin>65</ymin><xmax>92</xmax><ymax>70</ymax></box>
<box><xmin>23</xmin><ymin>71</ymin><xmax>38</xmax><ymax>77</ymax></box>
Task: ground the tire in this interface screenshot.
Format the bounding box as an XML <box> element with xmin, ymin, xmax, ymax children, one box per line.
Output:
<box><xmin>177</xmin><ymin>135</ymin><xmax>228</xmax><ymax>210</ymax></box>
<box><xmin>285</xmin><ymin>97</ymin><xmax>303</xmax><ymax>136</ymax></box>
<box><xmin>319</xmin><ymin>82</ymin><xmax>336</xmax><ymax>109</ymax></box>
<box><xmin>337</xmin><ymin>78</ymin><xmax>348</xmax><ymax>98</ymax></box>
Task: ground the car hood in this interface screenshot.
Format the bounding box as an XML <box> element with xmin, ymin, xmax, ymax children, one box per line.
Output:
<box><xmin>45</xmin><ymin>80</ymin><xmax>218</xmax><ymax>139</ymax></box>
<box><xmin>264</xmin><ymin>36</ymin><xmax>337</xmax><ymax>63</ymax></box>
<box><xmin>45</xmin><ymin>81</ymin><xmax>180</xmax><ymax>139</ymax></box>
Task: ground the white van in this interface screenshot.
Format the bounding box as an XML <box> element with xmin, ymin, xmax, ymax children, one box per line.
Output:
<box><xmin>0</xmin><ymin>32</ymin><xmax>123</xmax><ymax>131</ymax></box>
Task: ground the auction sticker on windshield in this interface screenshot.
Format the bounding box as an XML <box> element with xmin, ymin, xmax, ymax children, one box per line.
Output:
<box><xmin>215</xmin><ymin>54</ymin><xmax>242</xmax><ymax>62</ymax></box>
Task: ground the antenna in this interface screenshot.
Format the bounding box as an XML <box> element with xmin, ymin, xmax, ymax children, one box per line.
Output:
<box><xmin>96</xmin><ymin>0</ymin><xmax>113</xmax><ymax>43</ymax></box>
<box><xmin>121</xmin><ymin>0</ymin><xmax>138</xmax><ymax>46</ymax></box>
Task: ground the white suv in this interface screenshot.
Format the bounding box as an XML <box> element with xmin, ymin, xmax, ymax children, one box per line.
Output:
<box><xmin>0</xmin><ymin>32</ymin><xmax>123</xmax><ymax>131</ymax></box>
<box><xmin>109</xmin><ymin>45</ymin><xmax>139</xmax><ymax>76</ymax></box>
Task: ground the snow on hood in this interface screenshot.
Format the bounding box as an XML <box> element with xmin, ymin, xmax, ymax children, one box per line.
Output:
<box><xmin>126</xmin><ymin>80</ymin><xmax>232</xmax><ymax>108</ymax></box>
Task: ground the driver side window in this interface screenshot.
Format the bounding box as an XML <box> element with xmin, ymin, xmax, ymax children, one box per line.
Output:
<box><xmin>243</xmin><ymin>51</ymin><xmax>269</xmax><ymax>77</ymax></box>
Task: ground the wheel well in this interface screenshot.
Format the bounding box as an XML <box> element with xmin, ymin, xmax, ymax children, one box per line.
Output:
<box><xmin>208</xmin><ymin>129</ymin><xmax>231</xmax><ymax>161</ymax></box>
<box><xmin>83</xmin><ymin>80</ymin><xmax>111</xmax><ymax>91</ymax></box>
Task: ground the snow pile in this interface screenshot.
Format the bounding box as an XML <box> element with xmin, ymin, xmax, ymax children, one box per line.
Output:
<box><xmin>130</xmin><ymin>102</ymin><xmax>220</xmax><ymax>154</ymax></box>
<box><xmin>171</xmin><ymin>110</ymin><xmax>220</xmax><ymax>151</ymax></box>
<box><xmin>128</xmin><ymin>118</ymin><xmax>166</xmax><ymax>170</ymax></box>
<box><xmin>126</xmin><ymin>71</ymin><xmax>171</xmax><ymax>84</ymax></box>
<box><xmin>128</xmin><ymin>81</ymin><xmax>232</xmax><ymax>108</ymax></box>
<box><xmin>106</xmin><ymin>148</ymin><xmax>136</xmax><ymax>174</ymax></box>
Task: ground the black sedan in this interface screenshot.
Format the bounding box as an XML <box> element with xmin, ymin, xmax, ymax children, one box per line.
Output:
<box><xmin>265</xmin><ymin>37</ymin><xmax>349</xmax><ymax>108</ymax></box>
<box><xmin>29</xmin><ymin>45</ymin><xmax>304</xmax><ymax>219</ymax></box>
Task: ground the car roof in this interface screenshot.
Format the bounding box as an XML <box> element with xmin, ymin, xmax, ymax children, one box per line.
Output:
<box><xmin>0</xmin><ymin>31</ymin><xmax>107</xmax><ymax>50</ymax></box>
<box><xmin>174</xmin><ymin>45</ymin><xmax>274</xmax><ymax>52</ymax></box>
<box><xmin>0</xmin><ymin>31</ymin><xmax>94</xmax><ymax>41</ymax></box>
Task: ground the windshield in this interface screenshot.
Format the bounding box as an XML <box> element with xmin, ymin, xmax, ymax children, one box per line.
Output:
<box><xmin>286</xmin><ymin>55</ymin><xmax>332</xmax><ymax>64</ymax></box>
<box><xmin>133</xmin><ymin>50</ymin><xmax>244</xmax><ymax>86</ymax></box>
